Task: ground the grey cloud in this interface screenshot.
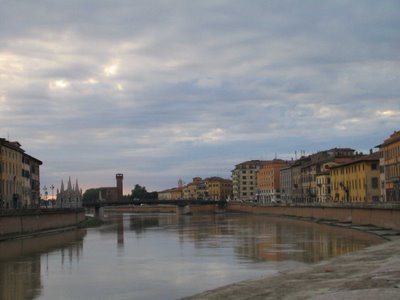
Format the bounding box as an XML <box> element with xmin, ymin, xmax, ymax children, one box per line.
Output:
<box><xmin>1</xmin><ymin>0</ymin><xmax>399</xmax><ymax>192</ymax></box>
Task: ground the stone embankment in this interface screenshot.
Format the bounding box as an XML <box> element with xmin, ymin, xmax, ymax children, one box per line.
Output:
<box><xmin>0</xmin><ymin>209</ymin><xmax>85</xmax><ymax>241</ymax></box>
<box><xmin>227</xmin><ymin>202</ymin><xmax>400</xmax><ymax>231</ymax></box>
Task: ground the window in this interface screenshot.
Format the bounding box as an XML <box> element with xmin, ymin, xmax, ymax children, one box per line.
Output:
<box><xmin>371</xmin><ymin>163</ymin><xmax>377</xmax><ymax>170</ymax></box>
<box><xmin>371</xmin><ymin>177</ymin><xmax>379</xmax><ymax>189</ymax></box>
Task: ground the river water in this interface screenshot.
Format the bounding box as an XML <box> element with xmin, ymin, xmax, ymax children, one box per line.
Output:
<box><xmin>0</xmin><ymin>212</ymin><xmax>383</xmax><ymax>300</ymax></box>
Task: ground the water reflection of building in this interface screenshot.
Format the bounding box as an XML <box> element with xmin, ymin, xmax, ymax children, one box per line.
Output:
<box><xmin>117</xmin><ymin>214</ymin><xmax>124</xmax><ymax>247</ymax></box>
<box><xmin>0</xmin><ymin>255</ymin><xmax>41</xmax><ymax>300</ymax></box>
<box><xmin>0</xmin><ymin>230</ymin><xmax>86</xmax><ymax>300</ymax></box>
<box><xmin>166</xmin><ymin>214</ymin><xmax>381</xmax><ymax>264</ymax></box>
<box><xmin>232</xmin><ymin>217</ymin><xmax>379</xmax><ymax>263</ymax></box>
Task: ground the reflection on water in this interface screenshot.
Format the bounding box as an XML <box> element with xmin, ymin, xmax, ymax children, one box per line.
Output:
<box><xmin>0</xmin><ymin>230</ymin><xmax>86</xmax><ymax>300</ymax></box>
<box><xmin>0</xmin><ymin>213</ymin><xmax>383</xmax><ymax>300</ymax></box>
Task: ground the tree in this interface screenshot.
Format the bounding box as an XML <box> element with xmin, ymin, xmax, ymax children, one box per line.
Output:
<box><xmin>82</xmin><ymin>188</ymin><xmax>99</xmax><ymax>204</ymax></box>
<box><xmin>131</xmin><ymin>184</ymin><xmax>147</xmax><ymax>199</ymax></box>
<box><xmin>131</xmin><ymin>184</ymin><xmax>158</xmax><ymax>200</ymax></box>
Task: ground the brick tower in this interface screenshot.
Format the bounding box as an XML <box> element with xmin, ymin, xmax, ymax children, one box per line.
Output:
<box><xmin>116</xmin><ymin>173</ymin><xmax>123</xmax><ymax>200</ymax></box>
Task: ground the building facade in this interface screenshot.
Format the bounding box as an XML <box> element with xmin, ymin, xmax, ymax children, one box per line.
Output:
<box><xmin>290</xmin><ymin>157</ymin><xmax>307</xmax><ymax>203</ymax></box>
<box><xmin>158</xmin><ymin>187</ymin><xmax>183</xmax><ymax>200</ymax></box>
<box><xmin>330</xmin><ymin>152</ymin><xmax>380</xmax><ymax>203</ymax></box>
<box><xmin>280</xmin><ymin>165</ymin><xmax>293</xmax><ymax>204</ymax></box>
<box><xmin>301</xmin><ymin>148</ymin><xmax>356</xmax><ymax>203</ymax></box>
<box><xmin>55</xmin><ymin>177</ymin><xmax>82</xmax><ymax>208</ymax></box>
<box><xmin>183</xmin><ymin>177</ymin><xmax>202</xmax><ymax>199</ymax></box>
<box><xmin>232</xmin><ymin>160</ymin><xmax>267</xmax><ymax>201</ymax></box>
<box><xmin>316</xmin><ymin>171</ymin><xmax>330</xmax><ymax>203</ymax></box>
<box><xmin>205</xmin><ymin>177</ymin><xmax>233</xmax><ymax>201</ymax></box>
<box><xmin>280</xmin><ymin>148</ymin><xmax>356</xmax><ymax>204</ymax></box>
<box><xmin>378</xmin><ymin>131</ymin><xmax>400</xmax><ymax>202</ymax></box>
<box><xmin>0</xmin><ymin>138</ymin><xmax>42</xmax><ymax>208</ymax></box>
<box><xmin>98</xmin><ymin>174</ymin><xmax>124</xmax><ymax>202</ymax></box>
<box><xmin>257</xmin><ymin>159</ymin><xmax>288</xmax><ymax>204</ymax></box>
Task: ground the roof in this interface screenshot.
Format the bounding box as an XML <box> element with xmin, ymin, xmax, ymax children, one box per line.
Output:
<box><xmin>381</xmin><ymin>131</ymin><xmax>400</xmax><ymax>147</ymax></box>
<box><xmin>205</xmin><ymin>176</ymin><xmax>232</xmax><ymax>183</ymax></box>
<box><xmin>158</xmin><ymin>187</ymin><xmax>183</xmax><ymax>193</ymax></box>
<box><xmin>235</xmin><ymin>160</ymin><xmax>270</xmax><ymax>168</ymax></box>
<box><xmin>330</xmin><ymin>152</ymin><xmax>379</xmax><ymax>169</ymax></box>
<box><xmin>97</xmin><ymin>187</ymin><xmax>117</xmax><ymax>191</ymax></box>
<box><xmin>0</xmin><ymin>138</ymin><xmax>43</xmax><ymax>164</ymax></box>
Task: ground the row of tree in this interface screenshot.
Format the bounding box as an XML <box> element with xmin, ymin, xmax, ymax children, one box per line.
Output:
<box><xmin>82</xmin><ymin>184</ymin><xmax>158</xmax><ymax>204</ymax></box>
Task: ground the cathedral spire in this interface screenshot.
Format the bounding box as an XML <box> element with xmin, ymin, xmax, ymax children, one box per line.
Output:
<box><xmin>67</xmin><ymin>176</ymin><xmax>72</xmax><ymax>191</ymax></box>
<box><xmin>75</xmin><ymin>179</ymin><xmax>80</xmax><ymax>193</ymax></box>
<box><xmin>56</xmin><ymin>177</ymin><xmax>82</xmax><ymax>208</ymax></box>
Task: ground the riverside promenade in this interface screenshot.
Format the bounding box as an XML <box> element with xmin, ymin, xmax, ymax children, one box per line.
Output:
<box><xmin>183</xmin><ymin>202</ymin><xmax>400</xmax><ymax>300</ymax></box>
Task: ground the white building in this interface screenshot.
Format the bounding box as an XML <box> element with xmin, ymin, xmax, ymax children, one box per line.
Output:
<box><xmin>55</xmin><ymin>177</ymin><xmax>82</xmax><ymax>208</ymax></box>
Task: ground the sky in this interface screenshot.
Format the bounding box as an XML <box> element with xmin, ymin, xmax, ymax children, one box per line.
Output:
<box><xmin>1</xmin><ymin>0</ymin><xmax>399</xmax><ymax>195</ymax></box>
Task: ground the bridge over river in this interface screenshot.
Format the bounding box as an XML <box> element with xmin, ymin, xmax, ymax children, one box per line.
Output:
<box><xmin>83</xmin><ymin>199</ymin><xmax>227</xmax><ymax>209</ymax></box>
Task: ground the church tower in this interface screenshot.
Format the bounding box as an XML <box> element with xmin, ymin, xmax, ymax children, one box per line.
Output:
<box><xmin>116</xmin><ymin>173</ymin><xmax>123</xmax><ymax>200</ymax></box>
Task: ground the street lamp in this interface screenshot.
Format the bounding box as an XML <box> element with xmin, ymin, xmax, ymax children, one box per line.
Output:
<box><xmin>50</xmin><ymin>184</ymin><xmax>55</xmax><ymax>201</ymax></box>
<box><xmin>339</xmin><ymin>182</ymin><xmax>349</xmax><ymax>203</ymax></box>
<box><xmin>43</xmin><ymin>185</ymin><xmax>48</xmax><ymax>207</ymax></box>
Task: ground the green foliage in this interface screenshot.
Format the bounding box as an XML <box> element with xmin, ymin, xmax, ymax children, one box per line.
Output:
<box><xmin>131</xmin><ymin>184</ymin><xmax>158</xmax><ymax>200</ymax></box>
<box><xmin>82</xmin><ymin>188</ymin><xmax>99</xmax><ymax>204</ymax></box>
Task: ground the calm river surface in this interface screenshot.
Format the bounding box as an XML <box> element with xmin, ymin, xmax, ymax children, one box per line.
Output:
<box><xmin>0</xmin><ymin>212</ymin><xmax>384</xmax><ymax>300</ymax></box>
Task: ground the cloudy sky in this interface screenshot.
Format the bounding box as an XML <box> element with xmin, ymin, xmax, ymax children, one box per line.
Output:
<box><xmin>1</xmin><ymin>0</ymin><xmax>399</xmax><ymax>195</ymax></box>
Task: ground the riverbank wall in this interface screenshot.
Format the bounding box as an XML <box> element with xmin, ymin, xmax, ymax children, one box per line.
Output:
<box><xmin>227</xmin><ymin>202</ymin><xmax>400</xmax><ymax>231</ymax></box>
<box><xmin>105</xmin><ymin>204</ymin><xmax>220</xmax><ymax>215</ymax></box>
<box><xmin>105</xmin><ymin>205</ymin><xmax>177</xmax><ymax>214</ymax></box>
<box><xmin>0</xmin><ymin>209</ymin><xmax>86</xmax><ymax>240</ymax></box>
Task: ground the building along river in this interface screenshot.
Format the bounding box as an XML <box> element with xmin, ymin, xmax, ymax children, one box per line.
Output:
<box><xmin>0</xmin><ymin>212</ymin><xmax>384</xmax><ymax>300</ymax></box>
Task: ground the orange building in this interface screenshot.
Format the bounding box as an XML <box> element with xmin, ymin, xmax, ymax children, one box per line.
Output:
<box><xmin>256</xmin><ymin>159</ymin><xmax>288</xmax><ymax>204</ymax></box>
<box><xmin>378</xmin><ymin>131</ymin><xmax>400</xmax><ymax>202</ymax></box>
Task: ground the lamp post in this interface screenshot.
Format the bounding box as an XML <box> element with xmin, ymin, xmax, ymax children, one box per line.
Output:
<box><xmin>339</xmin><ymin>182</ymin><xmax>349</xmax><ymax>203</ymax></box>
<box><xmin>43</xmin><ymin>185</ymin><xmax>48</xmax><ymax>207</ymax></box>
<box><xmin>50</xmin><ymin>184</ymin><xmax>55</xmax><ymax>201</ymax></box>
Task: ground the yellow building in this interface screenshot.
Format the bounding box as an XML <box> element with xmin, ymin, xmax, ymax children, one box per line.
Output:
<box><xmin>205</xmin><ymin>177</ymin><xmax>232</xmax><ymax>201</ymax></box>
<box><xmin>378</xmin><ymin>131</ymin><xmax>400</xmax><ymax>202</ymax></box>
<box><xmin>158</xmin><ymin>187</ymin><xmax>183</xmax><ymax>200</ymax></box>
<box><xmin>330</xmin><ymin>152</ymin><xmax>380</xmax><ymax>203</ymax></box>
<box><xmin>0</xmin><ymin>138</ymin><xmax>42</xmax><ymax>208</ymax></box>
<box><xmin>316</xmin><ymin>159</ymin><xmax>355</xmax><ymax>203</ymax></box>
<box><xmin>183</xmin><ymin>177</ymin><xmax>202</xmax><ymax>199</ymax></box>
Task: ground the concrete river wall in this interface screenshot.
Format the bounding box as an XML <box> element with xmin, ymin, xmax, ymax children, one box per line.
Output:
<box><xmin>0</xmin><ymin>209</ymin><xmax>86</xmax><ymax>240</ymax></box>
<box><xmin>227</xmin><ymin>202</ymin><xmax>400</xmax><ymax>231</ymax></box>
